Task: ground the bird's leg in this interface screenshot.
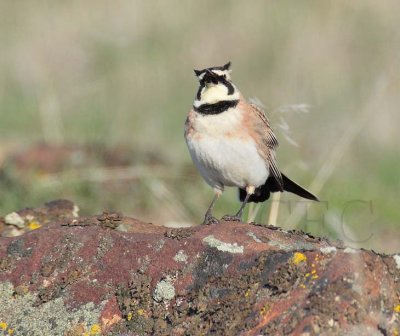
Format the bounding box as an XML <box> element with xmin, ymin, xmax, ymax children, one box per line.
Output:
<box><xmin>202</xmin><ymin>190</ymin><xmax>222</xmax><ymax>225</ymax></box>
<box><xmin>222</xmin><ymin>186</ymin><xmax>255</xmax><ymax>222</ymax></box>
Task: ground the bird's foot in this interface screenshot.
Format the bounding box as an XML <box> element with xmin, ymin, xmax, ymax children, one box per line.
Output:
<box><xmin>221</xmin><ymin>214</ymin><xmax>242</xmax><ymax>222</ymax></box>
<box><xmin>202</xmin><ymin>214</ymin><xmax>219</xmax><ymax>225</ymax></box>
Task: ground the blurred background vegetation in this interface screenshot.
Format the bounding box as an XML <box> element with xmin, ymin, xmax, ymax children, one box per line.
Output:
<box><xmin>0</xmin><ymin>1</ymin><xmax>399</xmax><ymax>252</ymax></box>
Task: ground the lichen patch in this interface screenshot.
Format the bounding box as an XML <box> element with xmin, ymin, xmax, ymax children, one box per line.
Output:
<box><xmin>246</xmin><ymin>231</ymin><xmax>262</xmax><ymax>243</ymax></box>
<box><xmin>344</xmin><ymin>247</ymin><xmax>357</xmax><ymax>254</ymax></box>
<box><xmin>0</xmin><ymin>282</ymin><xmax>105</xmax><ymax>336</ymax></box>
<box><xmin>291</xmin><ymin>252</ymin><xmax>307</xmax><ymax>265</ymax></box>
<box><xmin>173</xmin><ymin>250</ymin><xmax>188</xmax><ymax>263</ymax></box>
<box><xmin>392</xmin><ymin>255</ymin><xmax>400</xmax><ymax>270</ymax></box>
<box><xmin>153</xmin><ymin>279</ymin><xmax>175</xmax><ymax>302</ymax></box>
<box><xmin>203</xmin><ymin>235</ymin><xmax>244</xmax><ymax>254</ymax></box>
<box><xmin>320</xmin><ymin>246</ymin><xmax>337</xmax><ymax>254</ymax></box>
<box><xmin>4</xmin><ymin>212</ymin><xmax>25</xmax><ymax>228</ymax></box>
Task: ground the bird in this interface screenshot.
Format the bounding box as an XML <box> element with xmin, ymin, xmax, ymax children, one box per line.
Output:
<box><xmin>184</xmin><ymin>62</ymin><xmax>319</xmax><ymax>225</ymax></box>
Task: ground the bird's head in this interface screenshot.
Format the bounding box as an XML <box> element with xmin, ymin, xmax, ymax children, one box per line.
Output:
<box><xmin>194</xmin><ymin>61</ymin><xmax>232</xmax><ymax>85</ymax></box>
<box><xmin>193</xmin><ymin>62</ymin><xmax>239</xmax><ymax>106</ymax></box>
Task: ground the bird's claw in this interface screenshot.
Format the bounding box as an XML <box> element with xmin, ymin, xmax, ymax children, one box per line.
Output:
<box><xmin>202</xmin><ymin>214</ymin><xmax>219</xmax><ymax>225</ymax></box>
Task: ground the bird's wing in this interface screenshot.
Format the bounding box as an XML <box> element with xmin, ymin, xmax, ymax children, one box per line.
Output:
<box><xmin>249</xmin><ymin>103</ymin><xmax>283</xmax><ymax>190</ymax></box>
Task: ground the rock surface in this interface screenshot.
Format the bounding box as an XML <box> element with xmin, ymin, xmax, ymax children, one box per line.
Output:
<box><xmin>0</xmin><ymin>200</ymin><xmax>399</xmax><ymax>335</ymax></box>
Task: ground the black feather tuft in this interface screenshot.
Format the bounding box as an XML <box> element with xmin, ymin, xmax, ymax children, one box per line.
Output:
<box><xmin>223</xmin><ymin>61</ymin><xmax>231</xmax><ymax>70</ymax></box>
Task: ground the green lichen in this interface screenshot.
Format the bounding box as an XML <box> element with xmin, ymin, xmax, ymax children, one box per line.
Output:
<box><xmin>173</xmin><ymin>250</ymin><xmax>188</xmax><ymax>263</ymax></box>
<box><xmin>202</xmin><ymin>235</ymin><xmax>244</xmax><ymax>254</ymax></box>
<box><xmin>246</xmin><ymin>231</ymin><xmax>262</xmax><ymax>243</ymax></box>
<box><xmin>0</xmin><ymin>282</ymin><xmax>106</xmax><ymax>336</ymax></box>
<box><xmin>268</xmin><ymin>240</ymin><xmax>314</xmax><ymax>252</ymax></box>
<box><xmin>152</xmin><ymin>279</ymin><xmax>175</xmax><ymax>302</ymax></box>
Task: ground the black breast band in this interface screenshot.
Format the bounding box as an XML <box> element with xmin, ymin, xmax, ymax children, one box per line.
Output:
<box><xmin>194</xmin><ymin>100</ymin><xmax>239</xmax><ymax>115</ymax></box>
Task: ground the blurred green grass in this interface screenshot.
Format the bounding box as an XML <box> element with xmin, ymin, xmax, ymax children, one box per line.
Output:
<box><xmin>0</xmin><ymin>1</ymin><xmax>399</xmax><ymax>252</ymax></box>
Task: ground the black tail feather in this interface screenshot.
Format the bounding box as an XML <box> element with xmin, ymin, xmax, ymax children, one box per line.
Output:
<box><xmin>281</xmin><ymin>173</ymin><xmax>319</xmax><ymax>201</ymax></box>
<box><xmin>239</xmin><ymin>173</ymin><xmax>319</xmax><ymax>203</ymax></box>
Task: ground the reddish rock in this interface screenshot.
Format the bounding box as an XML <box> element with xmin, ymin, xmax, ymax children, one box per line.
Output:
<box><xmin>0</xmin><ymin>199</ymin><xmax>78</xmax><ymax>237</ymax></box>
<box><xmin>0</xmin><ymin>201</ymin><xmax>399</xmax><ymax>335</ymax></box>
<box><xmin>100</xmin><ymin>296</ymin><xmax>122</xmax><ymax>332</ymax></box>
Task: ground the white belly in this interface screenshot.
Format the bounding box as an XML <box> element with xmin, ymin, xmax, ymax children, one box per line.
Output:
<box><xmin>186</xmin><ymin>134</ymin><xmax>269</xmax><ymax>191</ymax></box>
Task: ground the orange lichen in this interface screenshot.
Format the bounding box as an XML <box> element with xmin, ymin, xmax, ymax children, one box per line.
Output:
<box><xmin>90</xmin><ymin>324</ymin><xmax>101</xmax><ymax>335</ymax></box>
<box><xmin>260</xmin><ymin>303</ymin><xmax>270</xmax><ymax>316</ymax></box>
<box><xmin>298</xmin><ymin>253</ymin><xmax>322</xmax><ymax>288</ymax></box>
<box><xmin>27</xmin><ymin>221</ymin><xmax>42</xmax><ymax>230</ymax></box>
<box><xmin>101</xmin><ymin>314</ymin><xmax>122</xmax><ymax>329</ymax></box>
<box><xmin>292</xmin><ymin>252</ymin><xmax>307</xmax><ymax>265</ymax></box>
<box><xmin>394</xmin><ymin>304</ymin><xmax>400</xmax><ymax>313</ymax></box>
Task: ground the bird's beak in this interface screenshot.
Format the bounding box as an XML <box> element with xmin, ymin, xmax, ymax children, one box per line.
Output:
<box><xmin>205</xmin><ymin>70</ymin><xmax>218</xmax><ymax>84</ymax></box>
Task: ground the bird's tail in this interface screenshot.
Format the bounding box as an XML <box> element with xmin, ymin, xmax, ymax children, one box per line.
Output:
<box><xmin>281</xmin><ymin>173</ymin><xmax>319</xmax><ymax>201</ymax></box>
<box><xmin>239</xmin><ymin>173</ymin><xmax>319</xmax><ymax>203</ymax></box>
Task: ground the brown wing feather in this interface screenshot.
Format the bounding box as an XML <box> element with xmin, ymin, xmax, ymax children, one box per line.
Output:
<box><xmin>249</xmin><ymin>103</ymin><xmax>283</xmax><ymax>190</ymax></box>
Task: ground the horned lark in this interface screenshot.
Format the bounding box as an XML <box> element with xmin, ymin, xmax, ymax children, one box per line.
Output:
<box><xmin>184</xmin><ymin>62</ymin><xmax>318</xmax><ymax>225</ymax></box>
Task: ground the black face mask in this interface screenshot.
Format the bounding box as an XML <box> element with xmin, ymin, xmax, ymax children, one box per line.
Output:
<box><xmin>198</xmin><ymin>75</ymin><xmax>234</xmax><ymax>96</ymax></box>
<box><xmin>202</xmin><ymin>72</ymin><xmax>219</xmax><ymax>85</ymax></box>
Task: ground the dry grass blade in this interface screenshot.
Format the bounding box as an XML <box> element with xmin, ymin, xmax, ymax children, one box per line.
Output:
<box><xmin>267</xmin><ymin>192</ymin><xmax>281</xmax><ymax>226</ymax></box>
<box><xmin>145</xmin><ymin>178</ymin><xmax>192</xmax><ymax>223</ymax></box>
<box><xmin>286</xmin><ymin>76</ymin><xmax>390</xmax><ymax>228</ymax></box>
<box><xmin>247</xmin><ymin>202</ymin><xmax>262</xmax><ymax>223</ymax></box>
